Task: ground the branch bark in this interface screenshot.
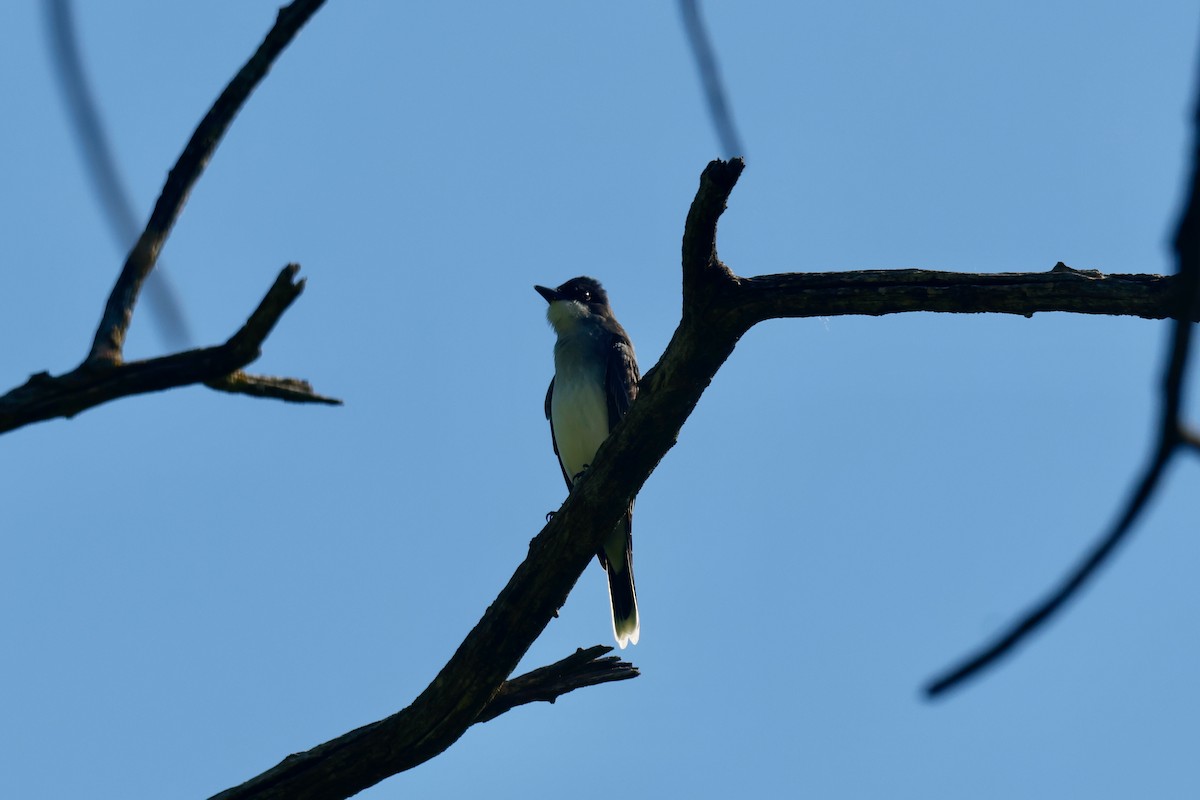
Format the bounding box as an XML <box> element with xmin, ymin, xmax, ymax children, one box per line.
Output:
<box><xmin>474</xmin><ymin>645</ymin><xmax>638</xmax><ymax>725</ymax></box>
<box><xmin>206</xmin><ymin>371</ymin><xmax>341</xmax><ymax>405</ymax></box>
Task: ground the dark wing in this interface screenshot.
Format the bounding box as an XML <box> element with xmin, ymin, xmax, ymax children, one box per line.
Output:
<box><xmin>603</xmin><ymin>331</ymin><xmax>639</xmax><ymax>569</ymax></box>
<box><xmin>605</xmin><ymin>335</ymin><xmax>639</xmax><ymax>430</ymax></box>
<box><xmin>546</xmin><ymin>377</ymin><xmax>572</xmax><ymax>489</ymax></box>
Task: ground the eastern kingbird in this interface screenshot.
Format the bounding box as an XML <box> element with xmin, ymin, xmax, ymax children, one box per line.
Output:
<box><xmin>535</xmin><ymin>276</ymin><xmax>641</xmax><ymax>648</ymax></box>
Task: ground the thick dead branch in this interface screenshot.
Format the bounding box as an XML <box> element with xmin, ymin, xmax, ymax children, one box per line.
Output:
<box><xmin>733</xmin><ymin>263</ymin><xmax>1189</xmax><ymax>325</ymax></box>
<box><xmin>0</xmin><ymin>266</ymin><xmax>333</xmax><ymax>434</ymax></box>
<box><xmin>0</xmin><ymin>1</ymin><xmax>335</xmax><ymax>436</ymax></box>
<box><xmin>87</xmin><ymin>0</ymin><xmax>326</xmax><ymax>364</ymax></box>
<box><xmin>680</xmin><ymin>158</ymin><xmax>743</xmax><ymax>312</ymax></box>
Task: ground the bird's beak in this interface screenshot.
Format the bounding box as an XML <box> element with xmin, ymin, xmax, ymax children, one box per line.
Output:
<box><xmin>534</xmin><ymin>285</ymin><xmax>562</xmax><ymax>304</ymax></box>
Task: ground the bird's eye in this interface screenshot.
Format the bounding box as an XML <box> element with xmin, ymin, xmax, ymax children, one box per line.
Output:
<box><xmin>581</xmin><ymin>291</ymin><xmax>591</xmax><ymax>302</ymax></box>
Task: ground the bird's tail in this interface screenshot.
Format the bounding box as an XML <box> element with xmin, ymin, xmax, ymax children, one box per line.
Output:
<box><xmin>604</xmin><ymin>516</ymin><xmax>639</xmax><ymax>649</ymax></box>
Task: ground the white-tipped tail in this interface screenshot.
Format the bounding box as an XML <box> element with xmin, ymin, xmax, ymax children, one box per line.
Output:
<box><xmin>606</xmin><ymin>545</ymin><xmax>639</xmax><ymax>649</ymax></box>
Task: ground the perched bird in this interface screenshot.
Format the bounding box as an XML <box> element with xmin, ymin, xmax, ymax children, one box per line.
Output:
<box><xmin>535</xmin><ymin>276</ymin><xmax>641</xmax><ymax>648</ymax></box>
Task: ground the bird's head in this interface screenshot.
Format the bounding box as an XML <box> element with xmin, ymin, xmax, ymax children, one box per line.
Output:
<box><xmin>534</xmin><ymin>276</ymin><xmax>611</xmax><ymax>334</ymax></box>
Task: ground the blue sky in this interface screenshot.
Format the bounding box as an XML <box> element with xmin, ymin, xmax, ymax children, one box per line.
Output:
<box><xmin>2</xmin><ymin>2</ymin><xmax>1198</xmax><ymax>798</ymax></box>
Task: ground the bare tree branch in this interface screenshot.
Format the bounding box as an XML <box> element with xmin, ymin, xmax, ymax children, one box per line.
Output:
<box><xmin>44</xmin><ymin>0</ymin><xmax>191</xmax><ymax>348</ymax></box>
<box><xmin>924</xmin><ymin>47</ymin><xmax>1200</xmax><ymax>699</ymax></box>
<box><xmin>0</xmin><ymin>1</ymin><xmax>338</xmax><ymax>435</ymax></box>
<box><xmin>475</xmin><ymin>646</ymin><xmax>638</xmax><ymax>725</ymax></box>
<box><xmin>206</xmin><ymin>372</ymin><xmax>342</xmax><ymax>405</ymax></box>
<box><xmin>87</xmin><ymin>0</ymin><xmax>326</xmax><ymax>364</ymax></box>
<box><xmin>0</xmin><ymin>266</ymin><xmax>331</xmax><ymax>434</ymax></box>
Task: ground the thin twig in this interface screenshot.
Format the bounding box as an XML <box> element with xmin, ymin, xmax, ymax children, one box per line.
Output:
<box><xmin>87</xmin><ymin>0</ymin><xmax>326</xmax><ymax>364</ymax></box>
<box><xmin>44</xmin><ymin>0</ymin><xmax>191</xmax><ymax>348</ymax></box>
<box><xmin>678</xmin><ymin>0</ymin><xmax>745</xmax><ymax>158</ymax></box>
<box><xmin>734</xmin><ymin>263</ymin><xmax>1190</xmax><ymax>326</ymax></box>
<box><xmin>924</xmin><ymin>44</ymin><xmax>1200</xmax><ymax>699</ymax></box>
<box><xmin>207</xmin><ymin>372</ymin><xmax>342</xmax><ymax>405</ymax></box>
<box><xmin>924</xmin><ymin>442</ymin><xmax>1176</xmax><ymax>697</ymax></box>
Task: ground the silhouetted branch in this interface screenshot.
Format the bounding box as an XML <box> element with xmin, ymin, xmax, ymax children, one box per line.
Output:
<box><xmin>734</xmin><ymin>263</ymin><xmax>1189</xmax><ymax>324</ymax></box>
<box><xmin>44</xmin><ymin>0</ymin><xmax>191</xmax><ymax>348</ymax></box>
<box><xmin>206</xmin><ymin>150</ymin><xmax>1200</xmax><ymax>797</ymax></box>
<box><xmin>477</xmin><ymin>646</ymin><xmax>638</xmax><ymax>725</ymax></box>
<box><xmin>924</xmin><ymin>438</ymin><xmax>1176</xmax><ymax>697</ymax></box>
<box><xmin>0</xmin><ymin>266</ymin><xmax>333</xmax><ymax>434</ymax></box>
<box><xmin>206</xmin><ymin>372</ymin><xmax>342</xmax><ymax>405</ymax></box>
<box><xmin>924</xmin><ymin>43</ymin><xmax>1200</xmax><ymax>699</ymax></box>
<box><xmin>0</xmin><ymin>0</ymin><xmax>337</xmax><ymax>436</ymax></box>
<box><xmin>679</xmin><ymin>0</ymin><xmax>745</xmax><ymax>158</ymax></box>
<box><xmin>87</xmin><ymin>0</ymin><xmax>326</xmax><ymax>364</ymax></box>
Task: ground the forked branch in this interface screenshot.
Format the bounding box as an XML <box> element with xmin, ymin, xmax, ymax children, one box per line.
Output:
<box><xmin>2</xmin><ymin>0</ymin><xmax>336</xmax><ymax>436</ymax></box>
<box><xmin>0</xmin><ymin>266</ymin><xmax>337</xmax><ymax>434</ymax></box>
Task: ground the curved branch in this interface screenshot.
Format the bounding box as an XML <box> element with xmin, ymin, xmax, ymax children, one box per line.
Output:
<box><xmin>924</xmin><ymin>440</ymin><xmax>1176</xmax><ymax>697</ymax></box>
<box><xmin>87</xmin><ymin>0</ymin><xmax>326</xmax><ymax>364</ymax></box>
<box><xmin>474</xmin><ymin>645</ymin><xmax>638</xmax><ymax>725</ymax></box>
<box><xmin>924</xmin><ymin>47</ymin><xmax>1200</xmax><ymax>697</ymax></box>
<box><xmin>679</xmin><ymin>158</ymin><xmax>744</xmax><ymax>320</ymax></box>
